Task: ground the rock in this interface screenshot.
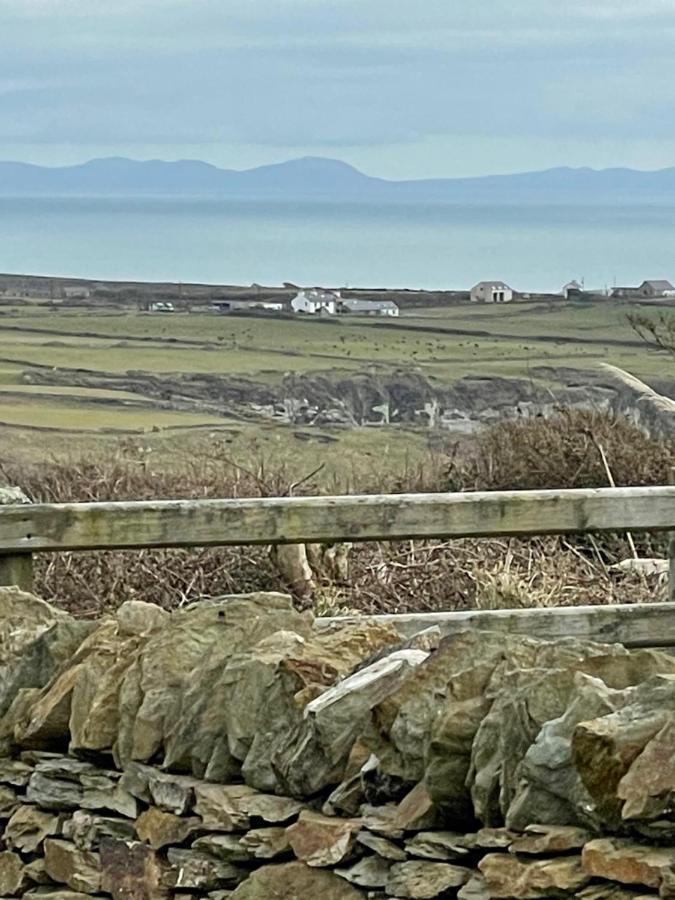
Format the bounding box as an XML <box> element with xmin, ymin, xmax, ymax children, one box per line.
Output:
<box><xmin>206</xmin><ymin>619</ymin><xmax>399</xmax><ymax>793</ymax></box>
<box><xmin>335</xmin><ymin>855</ymin><xmax>391</xmax><ymax>888</ymax></box>
<box><xmin>471</xmin><ymin>643</ymin><xmax>675</xmax><ymax>828</ymax></box>
<box><xmin>115</xmin><ymin>600</ymin><xmax>169</xmax><ymax>637</ymax></box>
<box><xmin>0</xmin><ymin>785</ymin><xmax>18</xmax><ymax>816</ymax></box>
<box><xmin>385</xmin><ymin>860</ymin><xmax>472</xmax><ymax>898</ymax></box>
<box><xmin>228</xmin><ymin>861</ymin><xmax>366</xmax><ymax>899</ymax></box>
<box><xmin>135</xmin><ymin>807</ymin><xmax>199</xmax><ymax>849</ymax></box>
<box><xmin>479</xmin><ymin>853</ymin><xmax>590</xmax><ymax>898</ymax></box>
<box><xmin>356</xmin><ymin>830</ymin><xmax>407</xmax><ymax>860</ymax></box>
<box><xmin>238</xmin><ymin>827</ymin><xmax>291</xmax><ymax>859</ymax></box>
<box><xmin>618</xmin><ymin>717</ymin><xmax>675</xmax><ymax>823</ymax></box>
<box><xmin>100</xmin><ymin>838</ymin><xmax>172</xmax><ymax>900</ymax></box>
<box><xmin>4</xmin><ymin>804</ymin><xmax>60</xmax><ymax>852</ymax></box>
<box><xmin>194</xmin><ymin>783</ymin><xmax>302</xmax><ymax>831</ymax></box>
<box><xmin>43</xmin><ymin>839</ymin><xmax>101</xmax><ymax>894</ymax></box>
<box><xmin>27</xmin><ymin>773</ymin><xmax>83</xmax><ymax>810</ymax></box>
<box><xmin>582</xmin><ymin>838</ymin><xmax>675</xmax><ymax>891</ymax></box>
<box><xmin>577</xmin><ymin>887</ymin><xmax>661</xmax><ymax>899</ymax></box>
<box><xmin>0</xmin><ymin>758</ymin><xmax>33</xmax><ymax>787</ymax></box>
<box><xmin>115</xmin><ymin>594</ymin><xmax>311</xmax><ymax>771</ymax></box>
<box><xmin>167</xmin><ymin>848</ymin><xmax>246</xmax><ymax>890</ymax></box>
<box><xmin>62</xmin><ymin>810</ymin><xmax>136</xmax><ymax>850</ymax></box>
<box><xmin>192</xmin><ymin>834</ymin><xmax>253</xmax><ymax>863</ymax></box>
<box><xmin>506</xmin><ymin>673</ymin><xmax>632</xmax><ymax>832</ymax></box>
<box><xmin>457</xmin><ymin>874</ymin><xmax>491</xmax><ymax>899</ymax></box>
<box><xmin>0</xmin><ymin>589</ymin><xmax>91</xmax><ymax>723</ymax></box>
<box><xmin>24</xmin><ymin>854</ymin><xmax>53</xmax><ymax>885</ymax></box>
<box><xmin>473</xmin><ymin>827</ymin><xmax>514</xmax><ymax>850</ymax></box>
<box><xmin>23</xmin><ymin>893</ymin><xmax>104</xmax><ymax>900</ymax></box>
<box><xmin>362</xmin><ymin>782</ymin><xmax>439</xmax><ymax>839</ymax></box>
<box><xmin>573</xmin><ymin>675</ymin><xmax>675</xmax><ymax>831</ymax></box>
<box><xmin>286</xmin><ymin>810</ymin><xmax>362</xmax><ymax>867</ymax></box>
<box><xmin>508</xmin><ymin>824</ymin><xmax>591</xmax><ymax>855</ymax></box>
<box><xmin>278</xmin><ymin>647</ymin><xmax>428</xmax><ymax>797</ymax></box>
<box><xmin>120</xmin><ymin>763</ymin><xmax>200</xmax><ymax>815</ymax></box>
<box><xmin>404</xmin><ymin>831</ymin><xmax>472</xmax><ymax>861</ymax></box>
<box><xmin>80</xmin><ymin>783</ymin><xmax>138</xmax><ymax>819</ymax></box>
<box><xmin>68</xmin><ymin>620</ymin><xmax>145</xmax><ymax>754</ymax></box>
<box><xmin>0</xmin><ymin>851</ymin><xmax>28</xmax><ymax>896</ymax></box>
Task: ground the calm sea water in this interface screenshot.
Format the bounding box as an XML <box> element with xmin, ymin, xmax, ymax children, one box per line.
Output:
<box><xmin>1</xmin><ymin>196</ymin><xmax>675</xmax><ymax>292</ymax></box>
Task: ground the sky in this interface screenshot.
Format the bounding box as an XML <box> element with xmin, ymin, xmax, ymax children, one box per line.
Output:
<box><xmin>1</xmin><ymin>0</ymin><xmax>675</xmax><ymax>179</ymax></box>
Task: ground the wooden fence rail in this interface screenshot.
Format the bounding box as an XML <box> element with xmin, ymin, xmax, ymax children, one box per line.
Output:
<box><xmin>0</xmin><ymin>484</ymin><xmax>673</xmax><ymax>644</ymax></box>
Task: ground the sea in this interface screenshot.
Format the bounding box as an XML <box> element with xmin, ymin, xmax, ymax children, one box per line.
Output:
<box><xmin>2</xmin><ymin>196</ymin><xmax>675</xmax><ymax>292</ymax></box>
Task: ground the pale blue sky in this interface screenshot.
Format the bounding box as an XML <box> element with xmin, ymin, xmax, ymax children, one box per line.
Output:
<box><xmin>1</xmin><ymin>0</ymin><xmax>674</xmax><ymax>178</ymax></box>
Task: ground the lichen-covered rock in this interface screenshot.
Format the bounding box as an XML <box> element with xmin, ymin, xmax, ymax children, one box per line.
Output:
<box><xmin>404</xmin><ymin>830</ymin><xmax>472</xmax><ymax>862</ymax></box>
<box><xmin>135</xmin><ymin>806</ymin><xmax>199</xmax><ymax>849</ymax></box>
<box><xmin>573</xmin><ymin>675</ymin><xmax>675</xmax><ymax>834</ymax></box>
<box><xmin>44</xmin><ymin>838</ymin><xmax>102</xmax><ymax>894</ymax></box>
<box><xmin>114</xmin><ymin>593</ymin><xmax>311</xmax><ymax>771</ymax></box>
<box><xmin>194</xmin><ymin>783</ymin><xmax>302</xmax><ymax>831</ymax></box>
<box><xmin>508</xmin><ymin>824</ymin><xmax>590</xmax><ymax>855</ymax></box>
<box><xmin>385</xmin><ymin>860</ymin><xmax>472</xmax><ymax>898</ymax></box>
<box><xmin>582</xmin><ymin>838</ymin><xmax>675</xmax><ymax>891</ymax></box>
<box><xmin>4</xmin><ymin>803</ymin><xmax>60</xmax><ymax>852</ymax></box>
<box><xmin>62</xmin><ymin>810</ymin><xmax>136</xmax><ymax>850</ymax></box>
<box><xmin>0</xmin><ymin>850</ymin><xmax>28</xmax><ymax>896</ymax></box>
<box><xmin>229</xmin><ymin>861</ymin><xmax>366</xmax><ymax>899</ymax></box>
<box><xmin>479</xmin><ymin>853</ymin><xmax>590</xmax><ymax>898</ymax></box>
<box><xmin>286</xmin><ymin>810</ymin><xmax>362</xmax><ymax>867</ymax></box>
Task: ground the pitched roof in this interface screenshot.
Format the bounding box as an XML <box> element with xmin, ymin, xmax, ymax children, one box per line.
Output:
<box><xmin>641</xmin><ymin>279</ymin><xmax>674</xmax><ymax>291</ymax></box>
<box><xmin>341</xmin><ymin>298</ymin><xmax>398</xmax><ymax>311</ymax></box>
<box><xmin>471</xmin><ymin>281</ymin><xmax>511</xmax><ymax>290</ymax></box>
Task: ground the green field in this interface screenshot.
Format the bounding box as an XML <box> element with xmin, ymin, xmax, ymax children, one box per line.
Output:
<box><xmin>0</xmin><ymin>299</ymin><xmax>669</xmax><ymax>461</ymax></box>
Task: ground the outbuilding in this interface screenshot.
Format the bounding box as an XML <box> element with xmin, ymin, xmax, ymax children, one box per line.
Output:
<box><xmin>470</xmin><ymin>281</ymin><xmax>514</xmax><ymax>304</ymax></box>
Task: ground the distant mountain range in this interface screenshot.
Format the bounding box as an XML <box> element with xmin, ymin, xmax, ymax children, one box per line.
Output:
<box><xmin>1</xmin><ymin>155</ymin><xmax>675</xmax><ymax>202</ymax></box>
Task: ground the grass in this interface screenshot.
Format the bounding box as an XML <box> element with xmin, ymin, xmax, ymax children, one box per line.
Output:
<box><xmin>0</xmin><ymin>300</ymin><xmax>667</xmax><ymax>448</ymax></box>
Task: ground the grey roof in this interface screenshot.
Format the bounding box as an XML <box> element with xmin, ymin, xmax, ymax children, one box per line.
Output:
<box><xmin>641</xmin><ymin>279</ymin><xmax>674</xmax><ymax>291</ymax></box>
<box><xmin>471</xmin><ymin>281</ymin><xmax>511</xmax><ymax>290</ymax></box>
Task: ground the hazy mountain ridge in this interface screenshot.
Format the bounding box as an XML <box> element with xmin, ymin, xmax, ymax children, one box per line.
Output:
<box><xmin>1</xmin><ymin>155</ymin><xmax>675</xmax><ymax>201</ymax></box>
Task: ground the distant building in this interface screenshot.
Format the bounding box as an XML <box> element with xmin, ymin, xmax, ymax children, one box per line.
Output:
<box><xmin>148</xmin><ymin>301</ymin><xmax>175</xmax><ymax>313</ymax></box>
<box><xmin>638</xmin><ymin>279</ymin><xmax>675</xmax><ymax>298</ymax></box>
<box><xmin>291</xmin><ymin>289</ymin><xmax>340</xmax><ymax>315</ymax></box>
<box><xmin>612</xmin><ymin>279</ymin><xmax>675</xmax><ymax>299</ymax></box>
<box><xmin>62</xmin><ymin>285</ymin><xmax>91</xmax><ymax>300</ymax></box>
<box><xmin>211</xmin><ymin>299</ymin><xmax>285</xmax><ymax>314</ymax></box>
<box><xmin>561</xmin><ymin>280</ymin><xmax>583</xmax><ymax>299</ymax></box>
<box><xmin>338</xmin><ymin>298</ymin><xmax>399</xmax><ymax>317</ymax></box>
<box><xmin>470</xmin><ymin>281</ymin><xmax>514</xmax><ymax>304</ymax></box>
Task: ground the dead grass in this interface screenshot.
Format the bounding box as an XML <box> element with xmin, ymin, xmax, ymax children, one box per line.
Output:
<box><xmin>0</xmin><ymin>409</ymin><xmax>671</xmax><ymax>617</ymax></box>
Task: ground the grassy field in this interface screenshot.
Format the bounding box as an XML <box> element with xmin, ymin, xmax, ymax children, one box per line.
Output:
<box><xmin>0</xmin><ymin>298</ymin><xmax>669</xmax><ymax>464</ymax></box>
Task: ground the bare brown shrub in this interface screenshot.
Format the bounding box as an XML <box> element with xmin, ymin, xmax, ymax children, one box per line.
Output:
<box><xmin>1</xmin><ymin>410</ymin><xmax>671</xmax><ymax>617</ymax></box>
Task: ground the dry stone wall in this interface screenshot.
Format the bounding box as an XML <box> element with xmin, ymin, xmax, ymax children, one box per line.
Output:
<box><xmin>0</xmin><ymin>587</ymin><xmax>672</xmax><ymax>899</ymax></box>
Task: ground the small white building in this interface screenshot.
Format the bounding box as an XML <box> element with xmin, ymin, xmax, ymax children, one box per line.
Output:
<box><xmin>339</xmin><ymin>298</ymin><xmax>399</xmax><ymax>317</ymax></box>
<box><xmin>212</xmin><ymin>299</ymin><xmax>285</xmax><ymax>313</ymax></box>
<box><xmin>149</xmin><ymin>301</ymin><xmax>175</xmax><ymax>313</ymax></box>
<box><xmin>470</xmin><ymin>281</ymin><xmax>514</xmax><ymax>304</ymax></box>
<box><xmin>291</xmin><ymin>288</ymin><xmax>340</xmax><ymax>315</ymax></box>
<box><xmin>63</xmin><ymin>285</ymin><xmax>91</xmax><ymax>300</ymax></box>
<box><xmin>561</xmin><ymin>280</ymin><xmax>583</xmax><ymax>298</ymax></box>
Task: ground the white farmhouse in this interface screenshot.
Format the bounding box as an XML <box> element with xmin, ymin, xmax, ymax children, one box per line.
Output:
<box><xmin>470</xmin><ymin>281</ymin><xmax>513</xmax><ymax>304</ymax></box>
<box><xmin>291</xmin><ymin>288</ymin><xmax>340</xmax><ymax>315</ymax></box>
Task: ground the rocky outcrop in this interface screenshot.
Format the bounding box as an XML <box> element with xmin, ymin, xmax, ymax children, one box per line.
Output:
<box><xmin>0</xmin><ymin>588</ymin><xmax>671</xmax><ymax>897</ymax></box>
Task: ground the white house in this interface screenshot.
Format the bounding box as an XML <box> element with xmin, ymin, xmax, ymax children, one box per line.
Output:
<box><xmin>291</xmin><ymin>288</ymin><xmax>340</xmax><ymax>315</ymax></box>
<box><xmin>338</xmin><ymin>298</ymin><xmax>399</xmax><ymax>317</ymax></box>
<box><xmin>561</xmin><ymin>280</ymin><xmax>583</xmax><ymax>298</ymax></box>
<box><xmin>470</xmin><ymin>281</ymin><xmax>514</xmax><ymax>304</ymax></box>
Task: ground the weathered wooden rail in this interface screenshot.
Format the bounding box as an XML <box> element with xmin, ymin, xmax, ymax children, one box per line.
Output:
<box><xmin>0</xmin><ymin>484</ymin><xmax>673</xmax><ymax>647</ymax></box>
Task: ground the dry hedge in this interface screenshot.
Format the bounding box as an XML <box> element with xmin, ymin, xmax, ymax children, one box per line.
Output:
<box><xmin>3</xmin><ymin>409</ymin><xmax>672</xmax><ymax>617</ymax></box>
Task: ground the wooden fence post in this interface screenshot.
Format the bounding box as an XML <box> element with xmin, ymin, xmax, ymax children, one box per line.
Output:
<box><xmin>0</xmin><ymin>487</ymin><xmax>33</xmax><ymax>592</ymax></box>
